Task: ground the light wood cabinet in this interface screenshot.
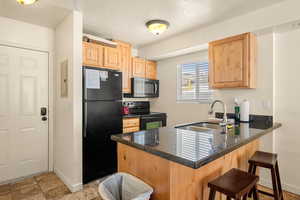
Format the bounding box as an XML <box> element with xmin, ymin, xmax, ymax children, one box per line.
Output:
<box><xmin>209</xmin><ymin>32</ymin><xmax>256</xmax><ymax>89</ymax></box>
<box><xmin>116</xmin><ymin>41</ymin><xmax>132</xmax><ymax>93</ymax></box>
<box><xmin>145</xmin><ymin>60</ymin><xmax>157</xmax><ymax>80</ymax></box>
<box><xmin>123</xmin><ymin>127</ymin><xmax>140</xmax><ymax>133</ymax></box>
<box><xmin>104</xmin><ymin>46</ymin><xmax>120</xmax><ymax>70</ymax></box>
<box><xmin>83</xmin><ymin>40</ymin><xmax>158</xmax><ymax>94</ymax></box>
<box><xmin>132</xmin><ymin>57</ymin><xmax>146</xmax><ymax>78</ymax></box>
<box><xmin>83</xmin><ymin>42</ymin><xmax>103</xmax><ymax>67</ymax></box>
<box><xmin>123</xmin><ymin>117</ymin><xmax>140</xmax><ymax>133</ymax></box>
<box><xmin>118</xmin><ymin>139</ymin><xmax>259</xmax><ymax>200</ymax></box>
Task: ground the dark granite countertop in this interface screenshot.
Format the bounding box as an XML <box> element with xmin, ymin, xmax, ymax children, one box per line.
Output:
<box><xmin>111</xmin><ymin>121</ymin><xmax>282</xmax><ymax>169</ymax></box>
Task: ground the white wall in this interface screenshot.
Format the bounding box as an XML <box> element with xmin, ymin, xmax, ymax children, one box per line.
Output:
<box><xmin>54</xmin><ymin>11</ymin><xmax>83</xmax><ymax>192</ymax></box>
<box><xmin>0</xmin><ymin>16</ymin><xmax>55</xmax><ymax>172</ymax></box>
<box><xmin>0</xmin><ymin>16</ymin><xmax>54</xmax><ymax>52</ymax></box>
<box><xmin>273</xmin><ymin>29</ymin><xmax>300</xmax><ymax>194</ymax></box>
<box><xmin>139</xmin><ymin>0</ymin><xmax>300</xmax><ymax>59</ymax></box>
<box><xmin>150</xmin><ymin>51</ymin><xmax>209</xmax><ymax>126</ymax></box>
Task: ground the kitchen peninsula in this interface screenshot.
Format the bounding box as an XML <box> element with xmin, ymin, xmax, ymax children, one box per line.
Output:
<box><xmin>111</xmin><ymin>120</ymin><xmax>281</xmax><ymax>200</ymax></box>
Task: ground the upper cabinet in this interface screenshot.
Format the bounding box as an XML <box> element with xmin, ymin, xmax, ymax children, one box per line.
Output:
<box><xmin>209</xmin><ymin>32</ymin><xmax>257</xmax><ymax>89</ymax></box>
<box><xmin>116</xmin><ymin>41</ymin><xmax>132</xmax><ymax>93</ymax></box>
<box><xmin>82</xmin><ymin>39</ymin><xmax>158</xmax><ymax>94</ymax></box>
<box><xmin>145</xmin><ymin>61</ymin><xmax>157</xmax><ymax>80</ymax></box>
<box><xmin>104</xmin><ymin>46</ymin><xmax>120</xmax><ymax>70</ymax></box>
<box><xmin>132</xmin><ymin>57</ymin><xmax>146</xmax><ymax>78</ymax></box>
<box><xmin>83</xmin><ymin>42</ymin><xmax>103</xmax><ymax>67</ymax></box>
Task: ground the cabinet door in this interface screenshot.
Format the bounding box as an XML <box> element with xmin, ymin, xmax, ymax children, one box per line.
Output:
<box><xmin>132</xmin><ymin>57</ymin><xmax>146</xmax><ymax>78</ymax></box>
<box><xmin>104</xmin><ymin>46</ymin><xmax>120</xmax><ymax>70</ymax></box>
<box><xmin>145</xmin><ymin>61</ymin><xmax>157</xmax><ymax>80</ymax></box>
<box><xmin>209</xmin><ymin>33</ymin><xmax>256</xmax><ymax>88</ymax></box>
<box><xmin>117</xmin><ymin>41</ymin><xmax>132</xmax><ymax>93</ymax></box>
<box><xmin>83</xmin><ymin>42</ymin><xmax>103</xmax><ymax>67</ymax></box>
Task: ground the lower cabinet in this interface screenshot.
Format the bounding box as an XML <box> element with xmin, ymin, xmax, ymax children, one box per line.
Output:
<box><xmin>123</xmin><ymin>117</ymin><xmax>140</xmax><ymax>133</ymax></box>
<box><xmin>118</xmin><ymin>139</ymin><xmax>259</xmax><ymax>200</ymax></box>
<box><xmin>123</xmin><ymin>127</ymin><xmax>139</xmax><ymax>133</ymax></box>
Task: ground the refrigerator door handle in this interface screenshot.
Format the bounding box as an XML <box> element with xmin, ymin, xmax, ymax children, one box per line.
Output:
<box><xmin>84</xmin><ymin>103</ymin><xmax>87</xmax><ymax>138</ymax></box>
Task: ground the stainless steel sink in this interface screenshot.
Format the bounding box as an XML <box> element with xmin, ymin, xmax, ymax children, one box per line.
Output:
<box><xmin>176</xmin><ymin>122</ymin><xmax>224</xmax><ymax>132</ymax></box>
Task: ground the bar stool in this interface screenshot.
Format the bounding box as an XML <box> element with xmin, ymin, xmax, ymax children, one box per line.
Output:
<box><xmin>208</xmin><ymin>168</ymin><xmax>259</xmax><ymax>200</ymax></box>
<box><xmin>248</xmin><ymin>151</ymin><xmax>283</xmax><ymax>200</ymax></box>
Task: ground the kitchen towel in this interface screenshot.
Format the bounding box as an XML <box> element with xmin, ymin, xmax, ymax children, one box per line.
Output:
<box><xmin>240</xmin><ymin>100</ymin><xmax>250</xmax><ymax>122</ymax></box>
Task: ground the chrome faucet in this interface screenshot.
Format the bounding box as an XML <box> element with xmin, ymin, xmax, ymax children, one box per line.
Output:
<box><xmin>208</xmin><ymin>100</ymin><xmax>228</xmax><ymax>125</ymax></box>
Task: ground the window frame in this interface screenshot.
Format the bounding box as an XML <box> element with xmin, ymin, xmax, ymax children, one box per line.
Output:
<box><xmin>176</xmin><ymin>60</ymin><xmax>213</xmax><ymax>104</ymax></box>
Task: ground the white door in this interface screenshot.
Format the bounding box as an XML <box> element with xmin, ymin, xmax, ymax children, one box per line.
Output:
<box><xmin>0</xmin><ymin>45</ymin><xmax>48</xmax><ymax>182</ymax></box>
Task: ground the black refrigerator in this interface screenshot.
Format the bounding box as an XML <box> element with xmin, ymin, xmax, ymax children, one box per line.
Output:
<box><xmin>82</xmin><ymin>66</ymin><xmax>122</xmax><ymax>184</ymax></box>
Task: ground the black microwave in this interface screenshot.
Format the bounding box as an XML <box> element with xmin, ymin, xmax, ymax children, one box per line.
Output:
<box><xmin>130</xmin><ymin>77</ymin><xmax>159</xmax><ymax>98</ymax></box>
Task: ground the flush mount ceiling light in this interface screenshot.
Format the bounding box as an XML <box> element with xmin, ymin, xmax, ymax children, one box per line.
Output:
<box><xmin>146</xmin><ymin>20</ymin><xmax>170</xmax><ymax>35</ymax></box>
<box><xmin>17</xmin><ymin>0</ymin><xmax>38</xmax><ymax>5</ymax></box>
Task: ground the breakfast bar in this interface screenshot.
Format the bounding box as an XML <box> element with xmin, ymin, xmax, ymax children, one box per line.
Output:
<box><xmin>111</xmin><ymin>120</ymin><xmax>281</xmax><ymax>200</ymax></box>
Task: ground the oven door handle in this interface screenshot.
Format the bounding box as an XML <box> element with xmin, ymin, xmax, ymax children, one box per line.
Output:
<box><xmin>141</xmin><ymin>117</ymin><xmax>163</xmax><ymax>120</ymax></box>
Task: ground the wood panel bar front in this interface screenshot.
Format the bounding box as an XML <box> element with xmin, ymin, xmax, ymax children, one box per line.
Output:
<box><xmin>118</xmin><ymin>139</ymin><xmax>259</xmax><ymax>200</ymax></box>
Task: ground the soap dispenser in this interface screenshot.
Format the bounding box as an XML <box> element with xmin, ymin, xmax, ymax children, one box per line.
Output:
<box><xmin>234</xmin><ymin>98</ymin><xmax>240</xmax><ymax>123</ymax></box>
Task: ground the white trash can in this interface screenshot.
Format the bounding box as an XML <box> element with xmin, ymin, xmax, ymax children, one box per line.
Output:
<box><xmin>99</xmin><ymin>172</ymin><xmax>153</xmax><ymax>200</ymax></box>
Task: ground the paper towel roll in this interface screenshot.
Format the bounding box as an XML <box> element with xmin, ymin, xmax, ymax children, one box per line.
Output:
<box><xmin>240</xmin><ymin>100</ymin><xmax>250</xmax><ymax>122</ymax></box>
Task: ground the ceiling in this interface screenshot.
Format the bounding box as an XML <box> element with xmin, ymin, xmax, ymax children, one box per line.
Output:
<box><xmin>0</xmin><ymin>0</ymin><xmax>73</xmax><ymax>28</ymax></box>
<box><xmin>0</xmin><ymin>0</ymin><xmax>285</xmax><ymax>47</ymax></box>
<box><xmin>81</xmin><ymin>0</ymin><xmax>285</xmax><ymax>47</ymax></box>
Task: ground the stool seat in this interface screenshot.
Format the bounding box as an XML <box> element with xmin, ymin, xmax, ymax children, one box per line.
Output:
<box><xmin>249</xmin><ymin>151</ymin><xmax>278</xmax><ymax>168</ymax></box>
<box><xmin>208</xmin><ymin>168</ymin><xmax>259</xmax><ymax>199</ymax></box>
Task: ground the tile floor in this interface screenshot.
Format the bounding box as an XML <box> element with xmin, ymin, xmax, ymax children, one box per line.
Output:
<box><xmin>0</xmin><ymin>172</ymin><xmax>102</xmax><ymax>200</ymax></box>
<box><xmin>0</xmin><ymin>172</ymin><xmax>299</xmax><ymax>200</ymax></box>
<box><xmin>258</xmin><ymin>185</ymin><xmax>300</xmax><ymax>200</ymax></box>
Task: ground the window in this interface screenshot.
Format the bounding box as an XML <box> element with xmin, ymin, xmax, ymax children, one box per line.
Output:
<box><xmin>177</xmin><ymin>61</ymin><xmax>212</xmax><ymax>103</ymax></box>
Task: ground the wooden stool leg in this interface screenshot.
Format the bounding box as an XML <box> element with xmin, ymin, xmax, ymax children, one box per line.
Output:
<box><xmin>248</xmin><ymin>164</ymin><xmax>257</xmax><ymax>198</ymax></box>
<box><xmin>253</xmin><ymin>185</ymin><xmax>259</xmax><ymax>200</ymax></box>
<box><xmin>252</xmin><ymin>165</ymin><xmax>257</xmax><ymax>175</ymax></box>
<box><xmin>275</xmin><ymin>162</ymin><xmax>284</xmax><ymax>200</ymax></box>
<box><xmin>248</xmin><ymin>162</ymin><xmax>254</xmax><ymax>174</ymax></box>
<box><xmin>248</xmin><ymin>163</ymin><xmax>254</xmax><ymax>197</ymax></box>
<box><xmin>271</xmin><ymin>167</ymin><xmax>280</xmax><ymax>200</ymax></box>
<box><xmin>209</xmin><ymin>189</ymin><xmax>216</xmax><ymax>200</ymax></box>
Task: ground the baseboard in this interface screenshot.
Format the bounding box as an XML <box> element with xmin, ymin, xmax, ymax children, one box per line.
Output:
<box><xmin>54</xmin><ymin>168</ymin><xmax>82</xmax><ymax>192</ymax></box>
<box><xmin>260</xmin><ymin>178</ymin><xmax>300</xmax><ymax>195</ymax></box>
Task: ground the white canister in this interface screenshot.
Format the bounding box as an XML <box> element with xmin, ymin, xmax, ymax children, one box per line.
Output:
<box><xmin>240</xmin><ymin>100</ymin><xmax>250</xmax><ymax>122</ymax></box>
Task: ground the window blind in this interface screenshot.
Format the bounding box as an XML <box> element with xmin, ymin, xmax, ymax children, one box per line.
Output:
<box><xmin>177</xmin><ymin>61</ymin><xmax>212</xmax><ymax>103</ymax></box>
